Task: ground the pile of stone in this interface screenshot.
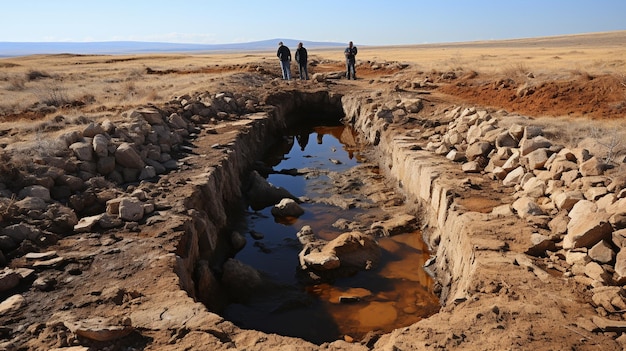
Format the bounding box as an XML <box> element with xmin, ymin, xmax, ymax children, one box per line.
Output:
<box><xmin>425</xmin><ymin>106</ymin><xmax>626</xmax><ymax>319</ymax></box>
<box><xmin>0</xmin><ymin>91</ymin><xmax>256</xmax><ymax>271</ymax></box>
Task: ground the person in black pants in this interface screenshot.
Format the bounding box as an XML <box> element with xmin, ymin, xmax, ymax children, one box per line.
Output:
<box><xmin>344</xmin><ymin>41</ymin><xmax>358</xmax><ymax>80</ymax></box>
<box><xmin>277</xmin><ymin>41</ymin><xmax>292</xmax><ymax>80</ymax></box>
<box><xmin>295</xmin><ymin>42</ymin><xmax>309</xmax><ymax>80</ymax></box>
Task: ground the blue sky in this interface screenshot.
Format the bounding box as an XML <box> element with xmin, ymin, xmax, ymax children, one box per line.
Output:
<box><xmin>2</xmin><ymin>0</ymin><xmax>625</xmax><ymax>45</ymax></box>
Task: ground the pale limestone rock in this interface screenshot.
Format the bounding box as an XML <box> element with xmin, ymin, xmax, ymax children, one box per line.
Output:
<box><xmin>568</xmin><ymin>200</ymin><xmax>598</xmax><ymax>220</ymax></box>
<box><xmin>553</xmin><ymin>191</ymin><xmax>584</xmax><ymax>211</ymax></box>
<box><xmin>0</xmin><ymin>294</ymin><xmax>25</xmax><ymax>314</ymax></box>
<box><xmin>572</xmin><ymin>148</ymin><xmax>592</xmax><ymax>164</ymax></box>
<box><xmin>522</xmin><ymin>177</ymin><xmax>546</xmax><ymax>198</ymax></box>
<box><xmin>502</xmin><ymin>151</ymin><xmax>521</xmax><ymax>171</ymax></box>
<box><xmin>580</xmin><ymin>156</ymin><xmax>606</xmax><ymax>177</ymax></box>
<box><xmin>512</xmin><ymin>197</ymin><xmax>545</xmax><ymax>218</ymax></box>
<box><xmin>612</xmin><ymin>229</ymin><xmax>626</xmax><ymax>248</ymax></box>
<box><xmin>495</xmin><ymin>130</ymin><xmax>518</xmax><ymax>148</ymax></box>
<box><xmin>503</xmin><ymin>166</ymin><xmax>525</xmax><ymax>187</ymax></box>
<box><xmin>168</xmin><ymin>113</ymin><xmax>188</xmax><ymax>130</ymax></box>
<box><xmin>596</xmin><ymin>193</ymin><xmax>616</xmax><ymax>211</ymax></box>
<box><xmin>74</xmin><ymin>214</ymin><xmax>104</xmax><ymax>232</ymax></box>
<box><xmin>461</xmin><ymin>161</ymin><xmax>482</xmax><ymax>173</ymax></box>
<box><xmin>509</xmin><ymin>124</ymin><xmax>525</xmax><ymax>140</ymax></box>
<box><xmin>585</xmin><ymin>187</ymin><xmax>608</xmax><ymax>201</ymax></box>
<box><xmin>523</xmin><ymin>125</ymin><xmax>543</xmax><ymax>139</ymax></box>
<box><xmin>615</xmin><ymin>249</ymin><xmax>626</xmax><ymax>284</ymax></box>
<box><xmin>491</xmin><ymin>204</ymin><xmax>513</xmax><ymax>217</ymax></box>
<box><xmin>548</xmin><ymin>212</ymin><xmax>569</xmax><ymax>235</ymax></box>
<box><xmin>591</xmin><ymin>286</ymin><xmax>624</xmax><ymax>313</ymax></box>
<box><xmin>520</xmin><ymin>136</ymin><xmax>552</xmax><ymax>156</ymax></box>
<box><xmin>584</xmin><ymin>261</ymin><xmax>609</xmax><ymax>284</ymax></box>
<box><xmin>119</xmin><ymin>197</ymin><xmax>144</xmax><ymax>221</ymax></box>
<box><xmin>565</xmin><ymin>250</ymin><xmax>591</xmax><ymax>265</ymax></box>
<box><xmin>589</xmin><ymin>240</ymin><xmax>615</xmax><ymax>264</ymax></box>
<box><xmin>445</xmin><ymin>149</ymin><xmax>466</xmax><ymax>162</ymax></box>
<box><xmin>466</xmin><ymin>141</ymin><xmax>493</xmax><ymax>161</ymax></box>
<box><xmin>525</xmin><ymin>148</ymin><xmax>549</xmax><ymax>170</ymax></box>
<box><xmin>565</xmin><ymin>211</ymin><xmax>612</xmax><ymax>249</ymax></box>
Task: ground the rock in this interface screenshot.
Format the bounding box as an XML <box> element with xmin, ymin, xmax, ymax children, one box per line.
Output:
<box><xmin>565</xmin><ymin>212</ymin><xmax>612</xmax><ymax>249</ymax></box>
<box><xmin>115</xmin><ymin>143</ymin><xmax>145</xmax><ymax>169</ymax></box>
<box><xmin>82</xmin><ymin>122</ymin><xmax>105</xmax><ymax>138</ymax></box>
<box><xmin>522</xmin><ymin>177</ymin><xmax>546</xmax><ymax>198</ymax></box>
<box><xmin>512</xmin><ymin>197</ymin><xmax>545</xmax><ymax>218</ymax></box>
<box><xmin>33</xmin><ymin>276</ymin><xmax>56</xmax><ymax>291</ymax></box>
<box><xmin>502</xmin><ymin>166</ymin><xmax>525</xmax><ymax>187</ymax></box>
<box><xmin>92</xmin><ymin>134</ymin><xmax>109</xmax><ymax>157</ymax></box>
<box><xmin>580</xmin><ymin>156</ymin><xmax>606</xmax><ymax>177</ymax></box>
<box><xmin>465</xmin><ymin>141</ymin><xmax>493</xmax><ymax>161</ymax></box>
<box><xmin>64</xmin><ymin>317</ymin><xmax>134</xmax><ymax>342</ymax></box>
<box><xmin>321</xmin><ymin>231</ymin><xmax>381</xmax><ymax>271</ymax></box>
<box><xmin>69</xmin><ymin>141</ymin><xmax>94</xmax><ymax>161</ymax></box>
<box><xmin>370</xmin><ymin>214</ymin><xmax>417</xmax><ymax>236</ymax></box>
<box><xmin>525</xmin><ymin>148</ymin><xmax>550</xmax><ymax>170</ymax></box>
<box><xmin>0</xmin><ymin>269</ymin><xmax>20</xmax><ymax>292</ymax></box>
<box><xmin>584</xmin><ymin>261</ymin><xmax>609</xmax><ymax>284</ymax></box>
<box><xmin>614</xmin><ymin>249</ymin><xmax>626</xmax><ymax>284</ymax></box>
<box><xmin>0</xmin><ymin>294</ymin><xmax>25</xmax><ymax>314</ymax></box>
<box><xmin>296</xmin><ymin>225</ymin><xmax>316</xmax><ymax>245</ymax></box>
<box><xmin>270</xmin><ymin>198</ymin><xmax>304</xmax><ymax>218</ymax></box>
<box><xmin>131</xmin><ymin>107</ymin><xmax>164</xmax><ymax>125</ymax></box>
<box><xmin>231</xmin><ymin>231</ymin><xmax>247</xmax><ymax>252</ymax></box>
<box><xmin>74</xmin><ymin>214</ymin><xmax>103</xmax><ymax>232</ymax></box>
<box><xmin>2</xmin><ymin>223</ymin><xmax>42</xmax><ymax>243</ymax></box>
<box><xmin>495</xmin><ymin>131</ymin><xmax>518</xmax><ymax>148</ymax></box>
<box><xmin>119</xmin><ymin>197</ymin><xmax>145</xmax><ymax>221</ymax></box>
<box><xmin>302</xmin><ymin>252</ymin><xmax>341</xmax><ymax>270</ymax></box>
<box><xmin>592</xmin><ymin>316</ymin><xmax>626</xmax><ymax>332</ymax></box>
<box><xmin>221</xmin><ymin>258</ymin><xmax>263</xmax><ymax>301</ymax></box>
<box><xmin>520</xmin><ymin>136</ymin><xmax>552</xmax><ymax>156</ymax></box>
<box><xmin>15</xmin><ymin>196</ymin><xmax>48</xmax><ymax>211</ymax></box>
<box><xmin>526</xmin><ymin>233</ymin><xmax>556</xmax><ymax>257</ymax></box>
<box><xmin>18</xmin><ymin>185</ymin><xmax>51</xmax><ymax>202</ymax></box>
<box><xmin>461</xmin><ymin>161</ymin><xmax>482</xmax><ymax>173</ymax></box>
<box><xmin>588</xmin><ymin>240</ymin><xmax>615</xmax><ymax>264</ymax></box>
<box><xmin>591</xmin><ymin>286</ymin><xmax>624</xmax><ymax>313</ymax></box>
<box><xmin>446</xmin><ymin>149</ymin><xmax>466</xmax><ymax>162</ymax></box>
<box><xmin>246</xmin><ymin>171</ymin><xmax>299</xmax><ymax>211</ymax></box>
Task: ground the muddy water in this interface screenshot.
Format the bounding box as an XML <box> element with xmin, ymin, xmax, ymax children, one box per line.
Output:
<box><xmin>224</xmin><ymin>124</ymin><xmax>439</xmax><ymax>344</ymax></box>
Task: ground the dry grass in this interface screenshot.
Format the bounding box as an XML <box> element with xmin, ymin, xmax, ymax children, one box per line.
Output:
<box><xmin>0</xmin><ymin>31</ymin><xmax>624</xmax><ymax>157</ymax></box>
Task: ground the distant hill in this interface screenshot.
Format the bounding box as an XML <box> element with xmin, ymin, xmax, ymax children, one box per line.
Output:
<box><xmin>0</xmin><ymin>39</ymin><xmax>345</xmax><ymax>57</ymax></box>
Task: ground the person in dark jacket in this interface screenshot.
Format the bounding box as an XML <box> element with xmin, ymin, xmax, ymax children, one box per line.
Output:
<box><xmin>344</xmin><ymin>41</ymin><xmax>358</xmax><ymax>80</ymax></box>
<box><xmin>295</xmin><ymin>42</ymin><xmax>309</xmax><ymax>80</ymax></box>
<box><xmin>276</xmin><ymin>41</ymin><xmax>292</xmax><ymax>80</ymax></box>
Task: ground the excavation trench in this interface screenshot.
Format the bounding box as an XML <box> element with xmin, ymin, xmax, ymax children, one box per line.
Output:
<box><xmin>176</xmin><ymin>90</ymin><xmax>469</xmax><ymax>346</ymax></box>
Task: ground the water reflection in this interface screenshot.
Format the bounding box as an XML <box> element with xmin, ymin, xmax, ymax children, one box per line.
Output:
<box><xmin>224</xmin><ymin>124</ymin><xmax>438</xmax><ymax>344</ymax></box>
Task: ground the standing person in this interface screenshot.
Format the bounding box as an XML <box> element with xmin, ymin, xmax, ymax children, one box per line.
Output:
<box><xmin>344</xmin><ymin>41</ymin><xmax>358</xmax><ymax>80</ymax></box>
<box><xmin>295</xmin><ymin>42</ymin><xmax>309</xmax><ymax>80</ymax></box>
<box><xmin>277</xmin><ymin>41</ymin><xmax>292</xmax><ymax>80</ymax></box>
